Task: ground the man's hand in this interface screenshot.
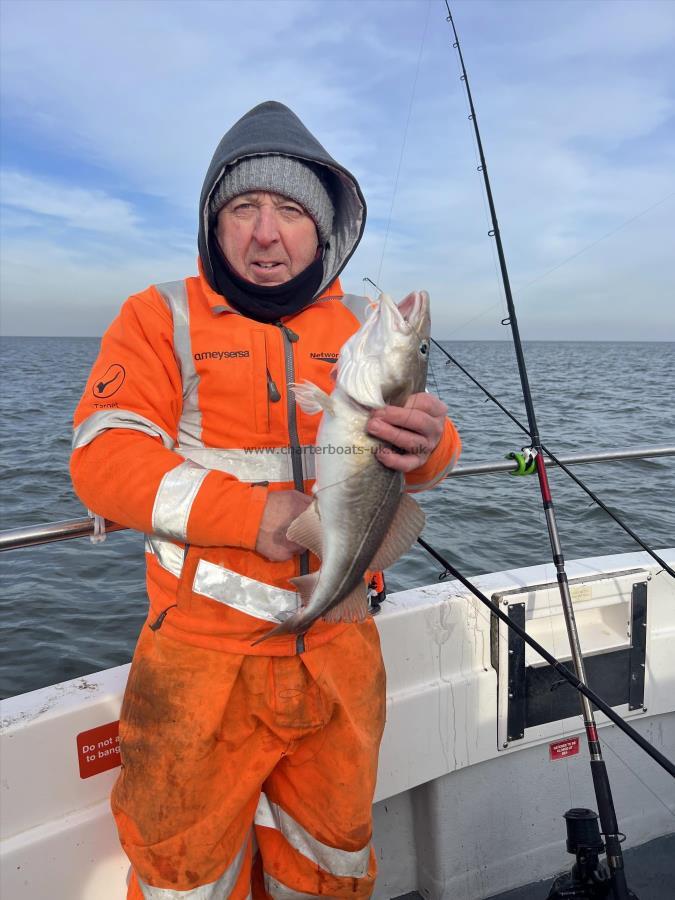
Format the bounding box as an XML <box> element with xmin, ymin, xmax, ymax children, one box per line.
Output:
<box><xmin>255</xmin><ymin>489</ymin><xmax>312</xmax><ymax>561</ymax></box>
<box><xmin>366</xmin><ymin>392</ymin><xmax>447</xmax><ymax>473</ymax></box>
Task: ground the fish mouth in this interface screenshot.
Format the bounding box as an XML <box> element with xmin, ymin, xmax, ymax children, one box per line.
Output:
<box><xmin>378</xmin><ymin>291</ymin><xmax>430</xmax><ymax>335</ymax></box>
<box><xmin>334</xmin><ymin>289</ymin><xmax>431</xmax><ymax>408</ymax></box>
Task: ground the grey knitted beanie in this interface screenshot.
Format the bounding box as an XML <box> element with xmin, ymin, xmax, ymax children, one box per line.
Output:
<box><xmin>209</xmin><ymin>154</ymin><xmax>335</xmax><ymax>245</ymax></box>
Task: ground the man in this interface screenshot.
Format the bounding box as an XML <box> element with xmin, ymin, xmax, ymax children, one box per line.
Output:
<box><xmin>71</xmin><ymin>101</ymin><xmax>460</xmax><ymax>899</ymax></box>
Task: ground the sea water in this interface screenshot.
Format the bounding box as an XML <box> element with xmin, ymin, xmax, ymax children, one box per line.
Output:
<box><xmin>1</xmin><ymin>336</ymin><xmax>673</xmax><ymax>698</ymax></box>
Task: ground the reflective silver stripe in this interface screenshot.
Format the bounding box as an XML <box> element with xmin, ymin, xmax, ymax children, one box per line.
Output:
<box><xmin>155</xmin><ymin>280</ymin><xmax>203</xmax><ymax>448</ymax></box>
<box><xmin>340</xmin><ymin>293</ymin><xmax>371</xmax><ymax>325</ymax></box>
<box><xmin>137</xmin><ymin>831</ymin><xmax>248</xmax><ymax>898</ymax></box>
<box><xmin>72</xmin><ymin>409</ymin><xmax>174</xmax><ymax>450</ymax></box>
<box><xmin>179</xmin><ymin>445</ymin><xmax>316</xmax><ymax>483</ymax></box>
<box><xmin>193</xmin><ymin>560</ymin><xmax>298</xmax><ymax>623</ymax></box>
<box><xmin>152</xmin><ymin>460</ymin><xmax>209</xmax><ymax>540</ymax></box>
<box><xmin>406</xmin><ymin>438</ymin><xmax>460</xmax><ymax>493</ymax></box>
<box><xmin>263</xmin><ymin>874</ymin><xmax>317</xmax><ymax>900</ymax></box>
<box><xmin>255</xmin><ymin>794</ymin><xmax>371</xmax><ymax>879</ymax></box>
<box><xmin>144</xmin><ymin>534</ymin><xmax>185</xmax><ymax>578</ymax></box>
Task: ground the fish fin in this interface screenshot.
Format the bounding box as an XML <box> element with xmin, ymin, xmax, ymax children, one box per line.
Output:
<box><xmin>322</xmin><ymin>582</ymin><xmax>369</xmax><ymax>624</ymax></box>
<box><xmin>336</xmin><ymin>355</ymin><xmax>386</xmax><ymax>408</ymax></box>
<box><xmin>369</xmin><ymin>493</ymin><xmax>426</xmax><ymax>571</ymax></box>
<box><xmin>290</xmin><ymin>381</ymin><xmax>334</xmax><ymax>416</ymax></box>
<box><xmin>286</xmin><ymin>502</ymin><xmax>323</xmax><ymax>558</ymax></box>
<box><xmin>289</xmin><ymin>571</ymin><xmax>320</xmax><ymax>608</ymax></box>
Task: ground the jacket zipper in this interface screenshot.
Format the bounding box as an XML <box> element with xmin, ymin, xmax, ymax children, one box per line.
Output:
<box><xmin>277</xmin><ymin>321</ymin><xmax>308</xmax><ymax>655</ymax></box>
<box><xmin>149</xmin><ymin>604</ymin><xmax>177</xmax><ymax>631</ymax></box>
<box><xmin>276</xmin><ymin>323</ymin><xmax>305</xmax><ymax>516</ymax></box>
<box><xmin>266</xmin><ymin>368</ymin><xmax>281</xmax><ymax>402</ymax></box>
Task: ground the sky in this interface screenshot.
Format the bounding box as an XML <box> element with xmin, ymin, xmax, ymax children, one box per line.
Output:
<box><xmin>1</xmin><ymin>0</ymin><xmax>673</xmax><ymax>340</ymax></box>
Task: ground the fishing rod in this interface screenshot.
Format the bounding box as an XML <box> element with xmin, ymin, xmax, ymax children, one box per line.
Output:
<box><xmin>443</xmin><ymin>5</ymin><xmax>647</xmax><ymax>897</ymax></box>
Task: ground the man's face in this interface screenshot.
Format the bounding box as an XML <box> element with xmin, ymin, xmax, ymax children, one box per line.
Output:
<box><xmin>216</xmin><ymin>191</ymin><xmax>319</xmax><ymax>286</ymax></box>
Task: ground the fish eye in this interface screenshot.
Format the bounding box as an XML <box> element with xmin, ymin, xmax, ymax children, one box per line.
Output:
<box><xmin>419</xmin><ymin>340</ymin><xmax>429</xmax><ymax>357</ymax></box>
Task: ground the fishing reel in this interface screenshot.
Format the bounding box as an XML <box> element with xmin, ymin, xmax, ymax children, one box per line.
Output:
<box><xmin>547</xmin><ymin>809</ymin><xmax>637</xmax><ymax>899</ymax></box>
<box><xmin>507</xmin><ymin>445</ymin><xmax>537</xmax><ymax>476</ymax></box>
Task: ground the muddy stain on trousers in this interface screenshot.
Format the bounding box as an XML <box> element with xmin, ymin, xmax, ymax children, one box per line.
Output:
<box><xmin>112</xmin><ymin>619</ymin><xmax>386</xmax><ymax>898</ymax></box>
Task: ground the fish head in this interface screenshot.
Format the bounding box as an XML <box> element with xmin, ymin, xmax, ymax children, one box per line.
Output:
<box><xmin>337</xmin><ymin>291</ymin><xmax>431</xmax><ymax>408</ymax></box>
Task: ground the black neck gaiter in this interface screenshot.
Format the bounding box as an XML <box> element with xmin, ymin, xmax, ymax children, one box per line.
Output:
<box><xmin>209</xmin><ymin>235</ymin><xmax>324</xmax><ymax>323</ymax></box>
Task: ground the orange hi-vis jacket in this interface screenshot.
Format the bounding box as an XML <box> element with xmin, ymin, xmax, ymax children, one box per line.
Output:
<box><xmin>71</xmin><ymin>269</ymin><xmax>461</xmax><ymax>655</ymax></box>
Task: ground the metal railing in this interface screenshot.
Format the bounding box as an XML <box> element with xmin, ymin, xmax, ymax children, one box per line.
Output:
<box><xmin>1</xmin><ymin>444</ymin><xmax>673</xmax><ymax>552</ymax></box>
<box><xmin>447</xmin><ymin>444</ymin><xmax>675</xmax><ymax>477</ymax></box>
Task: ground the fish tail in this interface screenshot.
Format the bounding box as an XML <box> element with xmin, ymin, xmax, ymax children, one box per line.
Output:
<box><xmin>250</xmin><ymin>612</ymin><xmax>310</xmax><ymax>646</ymax></box>
<box><xmin>251</xmin><ymin>572</ymin><xmax>321</xmax><ymax>646</ymax></box>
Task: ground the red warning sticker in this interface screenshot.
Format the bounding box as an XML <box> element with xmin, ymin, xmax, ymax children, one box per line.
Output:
<box><xmin>549</xmin><ymin>736</ymin><xmax>580</xmax><ymax>760</ymax></box>
<box><xmin>77</xmin><ymin>720</ymin><xmax>121</xmax><ymax>779</ymax></box>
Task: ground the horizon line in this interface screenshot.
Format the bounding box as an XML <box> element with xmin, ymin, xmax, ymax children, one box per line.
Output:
<box><xmin>2</xmin><ymin>334</ymin><xmax>674</xmax><ymax>344</ymax></box>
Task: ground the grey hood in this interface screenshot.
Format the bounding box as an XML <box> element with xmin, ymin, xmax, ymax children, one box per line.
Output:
<box><xmin>199</xmin><ymin>101</ymin><xmax>367</xmax><ymax>300</ymax></box>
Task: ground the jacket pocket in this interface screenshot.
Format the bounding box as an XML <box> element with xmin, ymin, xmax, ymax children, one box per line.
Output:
<box><xmin>251</xmin><ymin>330</ymin><xmax>272</xmax><ymax>434</ymax></box>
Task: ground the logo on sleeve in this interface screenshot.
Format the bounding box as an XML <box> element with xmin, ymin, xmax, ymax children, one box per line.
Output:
<box><xmin>92</xmin><ymin>364</ymin><xmax>126</xmax><ymax>399</ymax></box>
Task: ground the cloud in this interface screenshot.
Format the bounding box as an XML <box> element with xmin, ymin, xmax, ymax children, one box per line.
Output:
<box><xmin>525</xmin><ymin>0</ymin><xmax>675</xmax><ymax>62</ymax></box>
<box><xmin>0</xmin><ymin>0</ymin><xmax>674</xmax><ymax>340</ymax></box>
<box><xmin>1</xmin><ymin>170</ymin><xmax>141</xmax><ymax>235</ymax></box>
<box><xmin>0</xmin><ymin>0</ymin><xmax>379</xmax><ymax>207</ymax></box>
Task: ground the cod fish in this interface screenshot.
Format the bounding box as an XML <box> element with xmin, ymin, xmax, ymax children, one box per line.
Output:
<box><xmin>259</xmin><ymin>291</ymin><xmax>432</xmax><ymax>641</ymax></box>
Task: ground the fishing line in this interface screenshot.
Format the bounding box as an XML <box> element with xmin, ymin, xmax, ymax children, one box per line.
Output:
<box><xmin>376</xmin><ymin>0</ymin><xmax>431</xmax><ymax>287</ymax></box>
<box><xmin>599</xmin><ymin>730</ymin><xmax>675</xmax><ymax>822</ymax></box>
<box><xmin>439</xmin><ymin>191</ymin><xmax>675</xmax><ymax>339</ymax></box>
<box><xmin>427</xmin><ymin>340</ymin><xmax>442</xmax><ymax>398</ymax></box>
<box><xmin>519</xmin><ymin>191</ymin><xmax>675</xmax><ymax>295</ymax></box>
